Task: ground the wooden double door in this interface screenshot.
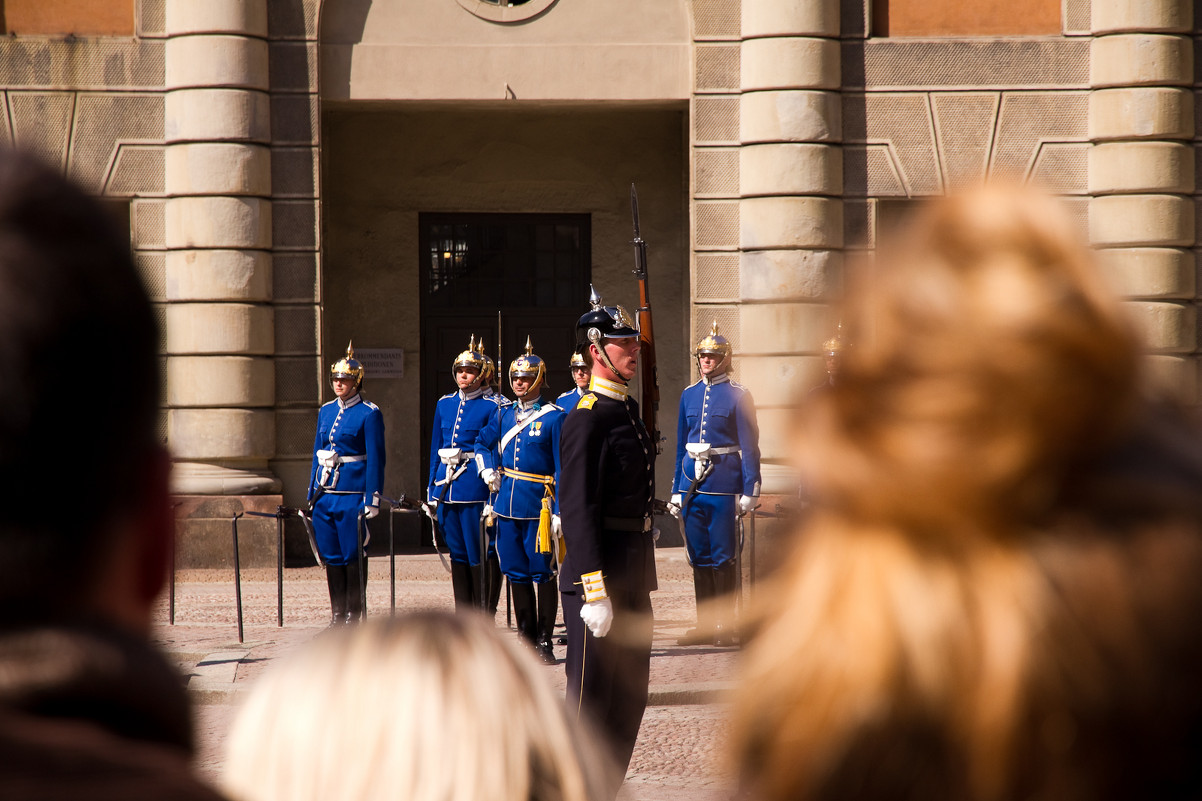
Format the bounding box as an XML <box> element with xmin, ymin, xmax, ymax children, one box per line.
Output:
<box><xmin>419</xmin><ymin>212</ymin><xmax>591</xmax><ymax>488</ymax></box>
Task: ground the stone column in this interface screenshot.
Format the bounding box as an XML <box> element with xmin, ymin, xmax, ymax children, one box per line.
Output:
<box><xmin>164</xmin><ymin>0</ymin><xmax>280</xmax><ymax>495</ymax></box>
<box><xmin>1088</xmin><ymin>0</ymin><xmax>1195</xmax><ymax>398</ymax></box>
<box><xmin>738</xmin><ymin>0</ymin><xmax>841</xmax><ymax>493</ymax></box>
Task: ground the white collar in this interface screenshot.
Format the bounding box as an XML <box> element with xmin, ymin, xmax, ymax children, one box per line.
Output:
<box><xmin>459</xmin><ymin>386</ymin><xmax>485</xmax><ymax>401</ymax></box>
<box><xmin>516</xmin><ymin>397</ymin><xmax>541</xmax><ymax>412</ymax></box>
<box><xmin>337</xmin><ymin>393</ymin><xmax>362</xmax><ymax>410</ymax></box>
<box><xmin>702</xmin><ymin>372</ymin><xmax>730</xmax><ymax>386</ymax></box>
<box><xmin>589</xmin><ymin>375</ymin><xmax>629</xmax><ymax>401</ymax></box>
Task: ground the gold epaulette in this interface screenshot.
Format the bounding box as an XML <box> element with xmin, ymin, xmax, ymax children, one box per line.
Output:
<box><xmin>578</xmin><ymin>393</ymin><xmax>598</xmax><ymax>410</ymax></box>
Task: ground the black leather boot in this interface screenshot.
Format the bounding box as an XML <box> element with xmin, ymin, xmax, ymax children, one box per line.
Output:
<box><xmin>512</xmin><ymin>582</ymin><xmax>537</xmax><ymax>646</ymax></box>
<box><xmin>713</xmin><ymin>560</ymin><xmax>739</xmax><ymax>647</ymax></box>
<box><xmin>486</xmin><ymin>554</ymin><xmax>503</xmax><ymax>616</ymax></box>
<box><xmin>325</xmin><ymin>565</ymin><xmax>348</xmax><ymax>626</ymax></box>
<box><xmin>677</xmin><ymin>566</ymin><xmax>715</xmax><ymax>645</ymax></box>
<box><xmin>469</xmin><ymin>564</ymin><xmax>485</xmax><ymax>610</ymax></box>
<box><xmin>535</xmin><ymin>580</ymin><xmax>559</xmax><ymax>664</ymax></box>
<box><xmin>451</xmin><ymin>562</ymin><xmax>474</xmax><ymax>611</ymax></box>
<box><xmin>346</xmin><ymin>558</ymin><xmax>366</xmax><ymax>623</ymax></box>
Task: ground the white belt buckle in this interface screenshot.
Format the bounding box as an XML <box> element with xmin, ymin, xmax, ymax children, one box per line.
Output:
<box><xmin>686</xmin><ymin>442</ymin><xmax>711</xmax><ymax>480</ymax></box>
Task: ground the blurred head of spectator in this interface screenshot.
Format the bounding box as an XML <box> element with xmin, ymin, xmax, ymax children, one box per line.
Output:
<box><xmin>0</xmin><ymin>148</ymin><xmax>220</xmax><ymax>799</ymax></box>
<box><xmin>731</xmin><ymin>185</ymin><xmax>1202</xmax><ymax>801</ymax></box>
<box><xmin>0</xmin><ymin>149</ymin><xmax>169</xmax><ymax>630</ymax></box>
<box><xmin>223</xmin><ymin>610</ymin><xmax>615</xmax><ymax>801</ymax></box>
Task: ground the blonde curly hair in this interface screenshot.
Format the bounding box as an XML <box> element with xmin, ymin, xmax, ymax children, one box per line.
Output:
<box><xmin>224</xmin><ymin>611</ymin><xmax>614</xmax><ymax>801</ymax></box>
<box><xmin>732</xmin><ymin>186</ymin><xmax>1202</xmax><ymax>801</ymax></box>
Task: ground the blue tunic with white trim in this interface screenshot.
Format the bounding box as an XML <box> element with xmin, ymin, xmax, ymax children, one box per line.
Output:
<box><xmin>427</xmin><ymin>388</ymin><xmax>508</xmax><ymax>504</ymax></box>
<box><xmin>556</xmin><ymin>386</ymin><xmax>586</xmax><ymax>411</ymax></box>
<box><xmin>671</xmin><ymin>375</ymin><xmax>761</xmax><ymax>497</ymax></box>
<box><xmin>474</xmin><ymin>399</ymin><xmax>564</xmax><ymax>520</ymax></box>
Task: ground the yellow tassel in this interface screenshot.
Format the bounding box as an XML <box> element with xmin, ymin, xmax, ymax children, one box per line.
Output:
<box><xmin>537</xmin><ymin>494</ymin><xmax>553</xmax><ymax>555</ymax></box>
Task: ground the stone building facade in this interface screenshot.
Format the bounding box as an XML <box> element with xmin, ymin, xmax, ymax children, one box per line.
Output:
<box><xmin>3</xmin><ymin>0</ymin><xmax>1196</xmax><ymax>565</ymax></box>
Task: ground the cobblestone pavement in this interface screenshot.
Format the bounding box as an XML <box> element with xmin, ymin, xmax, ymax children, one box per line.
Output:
<box><xmin>153</xmin><ymin>547</ymin><xmax>744</xmax><ymax>800</ymax></box>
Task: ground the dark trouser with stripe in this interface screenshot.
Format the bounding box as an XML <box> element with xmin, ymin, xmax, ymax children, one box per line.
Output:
<box><xmin>562</xmin><ymin>587</ymin><xmax>653</xmax><ymax>782</ymax></box>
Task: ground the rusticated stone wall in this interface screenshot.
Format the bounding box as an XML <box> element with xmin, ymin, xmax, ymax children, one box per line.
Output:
<box><xmin>1089</xmin><ymin>0</ymin><xmax>1196</xmax><ymax>399</ymax></box>
<box><xmin>0</xmin><ymin>0</ymin><xmax>1194</xmax><ymax>567</ymax></box>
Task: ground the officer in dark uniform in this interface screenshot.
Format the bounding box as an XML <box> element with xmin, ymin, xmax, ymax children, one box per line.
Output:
<box><xmin>474</xmin><ymin>337</ymin><xmax>564</xmax><ymax>663</ymax></box>
<box><xmin>308</xmin><ymin>343</ymin><xmax>386</xmax><ymax>625</ymax></box>
<box><xmin>556</xmin><ymin>350</ymin><xmax>590</xmax><ymax>411</ymax></box>
<box><xmin>427</xmin><ymin>336</ymin><xmax>508</xmax><ymax>609</ymax></box>
<box><xmin>559</xmin><ymin>295</ymin><xmax>656</xmax><ymax>781</ymax></box>
<box><xmin>670</xmin><ymin>323</ymin><xmax>760</xmax><ymax>647</ymax></box>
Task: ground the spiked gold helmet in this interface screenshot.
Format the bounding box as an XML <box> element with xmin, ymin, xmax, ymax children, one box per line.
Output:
<box><xmin>569</xmin><ymin>351</ymin><xmax>587</xmax><ymax>370</ymax></box>
<box><xmin>509</xmin><ymin>336</ymin><xmax>547</xmax><ymax>397</ymax></box>
<box><xmin>452</xmin><ymin>335</ymin><xmax>487</xmax><ymax>375</ymax></box>
<box><xmin>330</xmin><ymin>341</ymin><xmax>364</xmax><ymax>386</ymax></box>
<box><xmin>823</xmin><ymin>322</ymin><xmax>846</xmax><ymax>357</ymax></box>
<box><xmin>479</xmin><ymin>338</ymin><xmax>496</xmax><ymax>386</ymax></box>
<box><xmin>694</xmin><ymin>321</ymin><xmax>733</xmax><ymax>373</ymax></box>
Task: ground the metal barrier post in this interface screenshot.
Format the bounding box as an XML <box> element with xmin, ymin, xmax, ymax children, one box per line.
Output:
<box><xmin>389</xmin><ymin>506</ymin><xmax>397</xmax><ymax>614</ymax></box>
<box><xmin>276</xmin><ymin>512</ymin><xmax>284</xmax><ymax>627</ymax></box>
<box><xmin>169</xmin><ymin>519</ymin><xmax>177</xmax><ymax>626</ymax></box>
<box><xmin>232</xmin><ymin>508</ymin><xmax>296</xmax><ymax>639</ymax></box>
<box><xmin>232</xmin><ymin>513</ymin><xmax>245</xmax><ymax>644</ymax></box>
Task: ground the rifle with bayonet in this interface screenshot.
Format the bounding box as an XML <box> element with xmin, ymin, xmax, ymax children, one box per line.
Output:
<box><xmin>630</xmin><ymin>183</ymin><xmax>662</xmax><ymax>453</ymax></box>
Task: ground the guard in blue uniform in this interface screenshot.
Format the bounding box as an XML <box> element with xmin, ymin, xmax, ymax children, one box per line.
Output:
<box><xmin>308</xmin><ymin>343</ymin><xmax>386</xmax><ymax>625</ymax></box>
<box><xmin>559</xmin><ymin>296</ymin><xmax>656</xmax><ymax>781</ymax></box>
<box><xmin>670</xmin><ymin>323</ymin><xmax>760</xmax><ymax>647</ymax></box>
<box><xmin>555</xmin><ymin>350</ymin><xmax>590</xmax><ymax>411</ymax></box>
<box><xmin>475</xmin><ymin>337</ymin><xmax>564</xmax><ymax>663</ymax></box>
<box><xmin>810</xmin><ymin>327</ymin><xmax>843</xmax><ymax>396</ymax></box>
<box><xmin>428</xmin><ymin>336</ymin><xmax>508</xmax><ymax>610</ymax></box>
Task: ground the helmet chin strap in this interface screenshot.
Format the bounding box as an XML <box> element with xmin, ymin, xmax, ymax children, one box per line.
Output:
<box><xmin>588</xmin><ymin>329</ymin><xmax>628</xmax><ymax>386</ymax></box>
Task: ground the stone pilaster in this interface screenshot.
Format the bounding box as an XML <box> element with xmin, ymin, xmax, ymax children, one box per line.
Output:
<box><xmin>1088</xmin><ymin>0</ymin><xmax>1196</xmax><ymax>398</ymax></box>
<box><xmin>737</xmin><ymin>0</ymin><xmax>841</xmax><ymax>492</ymax></box>
<box><xmin>164</xmin><ymin>0</ymin><xmax>280</xmax><ymax>494</ymax></box>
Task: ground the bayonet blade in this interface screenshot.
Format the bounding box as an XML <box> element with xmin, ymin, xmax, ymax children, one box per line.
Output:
<box><xmin>630</xmin><ymin>182</ymin><xmax>641</xmax><ymax>239</ymax></box>
<box><xmin>630</xmin><ymin>183</ymin><xmax>647</xmax><ymax>279</ymax></box>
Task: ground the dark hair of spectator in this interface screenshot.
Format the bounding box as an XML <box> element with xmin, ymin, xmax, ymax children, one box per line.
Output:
<box><xmin>0</xmin><ymin>149</ymin><xmax>160</xmax><ymax>621</ymax></box>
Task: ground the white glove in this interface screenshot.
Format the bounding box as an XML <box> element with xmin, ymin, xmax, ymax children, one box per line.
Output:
<box><xmin>652</xmin><ymin>527</ymin><xmax>661</xmax><ymax>544</ymax></box>
<box><xmin>363</xmin><ymin>505</ymin><xmax>379</xmax><ymax>519</ymax></box>
<box><xmin>480</xmin><ymin>468</ymin><xmax>502</xmax><ymax>491</ymax></box>
<box><xmin>424</xmin><ymin>499</ymin><xmax>439</xmax><ymax>521</ymax></box>
<box><xmin>483</xmin><ymin>503</ymin><xmax>493</xmax><ymax>517</ymax></box>
<box><xmin>668</xmin><ymin>493</ymin><xmax>683</xmax><ymax>519</ymax></box>
<box><xmin>738</xmin><ymin>495</ymin><xmax>757</xmax><ymax>514</ymax></box>
<box><xmin>552</xmin><ymin>514</ymin><xmax>562</xmax><ymax>535</ymax></box>
<box><xmin>580</xmin><ymin>598</ymin><xmax>614</xmax><ymax>638</ymax></box>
